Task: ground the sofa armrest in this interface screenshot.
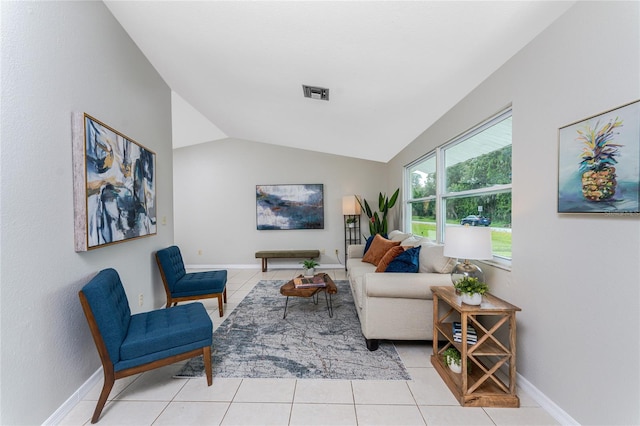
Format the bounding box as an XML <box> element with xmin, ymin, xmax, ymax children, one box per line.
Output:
<box><xmin>347</xmin><ymin>244</ymin><xmax>365</xmax><ymax>259</ymax></box>
<box><xmin>363</xmin><ymin>272</ymin><xmax>453</xmax><ymax>300</ymax></box>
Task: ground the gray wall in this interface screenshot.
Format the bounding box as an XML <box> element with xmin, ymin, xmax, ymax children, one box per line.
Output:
<box><xmin>1</xmin><ymin>2</ymin><xmax>174</xmax><ymax>424</ymax></box>
<box><xmin>173</xmin><ymin>138</ymin><xmax>388</xmax><ymax>267</ymax></box>
<box><xmin>388</xmin><ymin>2</ymin><xmax>639</xmax><ymax>424</ymax></box>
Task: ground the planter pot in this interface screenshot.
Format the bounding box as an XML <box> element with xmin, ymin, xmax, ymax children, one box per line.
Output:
<box><xmin>460</xmin><ymin>292</ymin><xmax>482</xmax><ymax>305</ymax></box>
<box><xmin>304</xmin><ymin>268</ymin><xmax>315</xmax><ymax>277</ymax></box>
<box><xmin>347</xmin><ymin>223</ymin><xmax>355</xmax><ymax>228</ymax></box>
<box><xmin>447</xmin><ymin>359</ymin><xmax>462</xmax><ymax>374</ymax></box>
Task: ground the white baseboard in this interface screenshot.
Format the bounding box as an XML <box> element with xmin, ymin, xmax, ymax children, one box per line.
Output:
<box><xmin>42</xmin><ymin>367</ymin><xmax>102</xmax><ymax>425</ymax></box>
<box><xmin>517</xmin><ymin>372</ymin><xmax>579</xmax><ymax>425</ymax></box>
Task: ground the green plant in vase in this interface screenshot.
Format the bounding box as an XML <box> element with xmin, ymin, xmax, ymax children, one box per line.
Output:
<box><xmin>442</xmin><ymin>347</ymin><xmax>462</xmax><ymax>373</ymax></box>
<box><xmin>454</xmin><ymin>276</ymin><xmax>488</xmax><ymax>305</ymax></box>
<box><xmin>300</xmin><ymin>259</ymin><xmax>319</xmax><ymax>276</ymax></box>
<box><xmin>356</xmin><ymin>188</ymin><xmax>400</xmax><ymax>236</ymax></box>
<box><xmin>577</xmin><ymin>117</ymin><xmax>624</xmax><ymax>201</ymax></box>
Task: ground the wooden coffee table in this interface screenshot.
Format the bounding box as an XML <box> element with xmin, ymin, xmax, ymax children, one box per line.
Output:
<box><xmin>279</xmin><ymin>273</ymin><xmax>338</xmax><ymax>319</ymax></box>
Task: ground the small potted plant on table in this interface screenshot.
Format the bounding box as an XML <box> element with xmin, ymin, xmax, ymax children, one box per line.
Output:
<box><xmin>300</xmin><ymin>259</ymin><xmax>319</xmax><ymax>277</ymax></box>
<box><xmin>442</xmin><ymin>347</ymin><xmax>462</xmax><ymax>373</ymax></box>
<box><xmin>454</xmin><ymin>276</ymin><xmax>489</xmax><ymax>305</ymax></box>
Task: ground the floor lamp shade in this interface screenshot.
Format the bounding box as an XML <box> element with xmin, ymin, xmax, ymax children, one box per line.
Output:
<box><xmin>342</xmin><ymin>195</ymin><xmax>361</xmax><ymax>215</ymax></box>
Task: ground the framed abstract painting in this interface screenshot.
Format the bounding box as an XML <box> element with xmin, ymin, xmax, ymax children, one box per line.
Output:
<box><xmin>256</xmin><ymin>184</ymin><xmax>324</xmax><ymax>230</ymax></box>
<box><xmin>558</xmin><ymin>100</ymin><xmax>640</xmax><ymax>214</ymax></box>
<box><xmin>72</xmin><ymin>113</ymin><xmax>156</xmax><ymax>251</ymax></box>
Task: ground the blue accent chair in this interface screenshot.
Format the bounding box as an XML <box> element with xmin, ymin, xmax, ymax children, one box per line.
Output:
<box><xmin>155</xmin><ymin>246</ymin><xmax>227</xmax><ymax>317</ymax></box>
<box><xmin>79</xmin><ymin>268</ymin><xmax>213</xmax><ymax>423</ymax></box>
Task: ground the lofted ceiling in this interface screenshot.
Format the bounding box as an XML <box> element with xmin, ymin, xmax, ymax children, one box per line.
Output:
<box><xmin>105</xmin><ymin>1</ymin><xmax>574</xmax><ymax>163</ymax></box>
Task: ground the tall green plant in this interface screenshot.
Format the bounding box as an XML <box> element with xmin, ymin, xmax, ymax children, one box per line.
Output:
<box><xmin>357</xmin><ymin>188</ymin><xmax>400</xmax><ymax>236</ymax></box>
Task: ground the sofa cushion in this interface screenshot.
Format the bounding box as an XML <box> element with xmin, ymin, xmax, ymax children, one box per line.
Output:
<box><xmin>362</xmin><ymin>234</ymin><xmax>401</xmax><ymax>265</ymax></box>
<box><xmin>419</xmin><ymin>242</ymin><xmax>457</xmax><ymax>274</ymax></box>
<box><xmin>363</xmin><ymin>233</ymin><xmax>388</xmax><ymax>254</ymax></box>
<box><xmin>399</xmin><ymin>235</ymin><xmax>427</xmax><ymax>247</ymax></box>
<box><xmin>386</xmin><ymin>245</ymin><xmax>421</xmax><ymax>273</ymax></box>
<box><xmin>375</xmin><ymin>246</ymin><xmax>405</xmax><ymax>272</ymax></box>
<box><xmin>388</xmin><ymin>231</ymin><xmax>412</xmax><ymax>242</ymax></box>
<box><xmin>363</xmin><ymin>235</ymin><xmax>375</xmax><ymax>254</ymax></box>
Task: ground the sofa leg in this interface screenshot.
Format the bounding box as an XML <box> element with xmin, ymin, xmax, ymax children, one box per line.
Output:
<box><xmin>366</xmin><ymin>339</ymin><xmax>379</xmax><ymax>351</ymax></box>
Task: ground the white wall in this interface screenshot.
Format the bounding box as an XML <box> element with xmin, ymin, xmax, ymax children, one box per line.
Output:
<box><xmin>0</xmin><ymin>2</ymin><xmax>174</xmax><ymax>424</ymax></box>
<box><xmin>173</xmin><ymin>138</ymin><xmax>387</xmax><ymax>268</ymax></box>
<box><xmin>388</xmin><ymin>2</ymin><xmax>639</xmax><ymax>424</ymax></box>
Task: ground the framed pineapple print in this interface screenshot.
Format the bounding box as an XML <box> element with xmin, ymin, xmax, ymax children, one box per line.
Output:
<box><xmin>558</xmin><ymin>100</ymin><xmax>640</xmax><ymax>213</ymax></box>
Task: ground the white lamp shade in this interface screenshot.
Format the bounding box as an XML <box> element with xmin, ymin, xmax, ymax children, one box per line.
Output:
<box><xmin>342</xmin><ymin>195</ymin><xmax>361</xmax><ymax>215</ymax></box>
<box><xmin>443</xmin><ymin>226</ymin><xmax>493</xmax><ymax>260</ymax></box>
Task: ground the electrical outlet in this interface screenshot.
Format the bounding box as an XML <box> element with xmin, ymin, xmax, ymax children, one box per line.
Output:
<box><xmin>197</xmin><ymin>249</ymin><xmax>202</xmax><ymax>255</ymax></box>
<box><xmin>138</xmin><ymin>294</ymin><xmax>143</xmax><ymax>306</ymax></box>
<box><xmin>335</xmin><ymin>249</ymin><xmax>339</xmax><ymax>256</ymax></box>
<box><xmin>320</xmin><ymin>248</ymin><xmax>325</xmax><ymax>255</ymax></box>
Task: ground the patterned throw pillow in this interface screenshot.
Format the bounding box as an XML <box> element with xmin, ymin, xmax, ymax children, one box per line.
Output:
<box><xmin>375</xmin><ymin>246</ymin><xmax>405</xmax><ymax>272</ymax></box>
<box><xmin>386</xmin><ymin>245</ymin><xmax>421</xmax><ymax>273</ymax></box>
<box><xmin>362</xmin><ymin>234</ymin><xmax>401</xmax><ymax>265</ymax></box>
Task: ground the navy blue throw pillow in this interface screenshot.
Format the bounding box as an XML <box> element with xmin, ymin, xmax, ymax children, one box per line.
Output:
<box><xmin>386</xmin><ymin>245</ymin><xmax>421</xmax><ymax>273</ymax></box>
<box><xmin>363</xmin><ymin>233</ymin><xmax>388</xmax><ymax>255</ymax></box>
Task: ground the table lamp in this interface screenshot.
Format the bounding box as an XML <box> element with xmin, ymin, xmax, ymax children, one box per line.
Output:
<box><xmin>443</xmin><ymin>226</ymin><xmax>493</xmax><ymax>284</ymax></box>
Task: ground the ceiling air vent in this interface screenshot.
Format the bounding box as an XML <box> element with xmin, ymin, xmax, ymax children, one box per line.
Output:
<box><xmin>302</xmin><ymin>85</ymin><xmax>329</xmax><ymax>101</ymax></box>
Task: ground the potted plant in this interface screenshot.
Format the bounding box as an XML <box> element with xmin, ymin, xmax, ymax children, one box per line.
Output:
<box><xmin>356</xmin><ymin>188</ymin><xmax>400</xmax><ymax>236</ymax></box>
<box><xmin>300</xmin><ymin>259</ymin><xmax>319</xmax><ymax>277</ymax></box>
<box><xmin>454</xmin><ymin>276</ymin><xmax>489</xmax><ymax>305</ymax></box>
<box><xmin>577</xmin><ymin>117</ymin><xmax>624</xmax><ymax>202</ymax></box>
<box><xmin>442</xmin><ymin>347</ymin><xmax>462</xmax><ymax>373</ymax></box>
<box><xmin>346</xmin><ymin>217</ymin><xmax>357</xmax><ymax>228</ymax></box>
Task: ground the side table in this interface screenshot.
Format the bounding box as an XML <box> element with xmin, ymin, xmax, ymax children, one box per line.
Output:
<box><xmin>430</xmin><ymin>286</ymin><xmax>521</xmax><ymax>407</ymax></box>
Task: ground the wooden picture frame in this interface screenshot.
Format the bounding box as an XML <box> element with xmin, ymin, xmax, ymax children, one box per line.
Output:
<box><xmin>72</xmin><ymin>113</ymin><xmax>156</xmax><ymax>251</ymax></box>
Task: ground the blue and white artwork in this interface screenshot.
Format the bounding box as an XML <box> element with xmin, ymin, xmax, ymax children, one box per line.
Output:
<box><xmin>82</xmin><ymin>115</ymin><xmax>156</xmax><ymax>249</ymax></box>
<box><xmin>256</xmin><ymin>184</ymin><xmax>324</xmax><ymax>230</ymax></box>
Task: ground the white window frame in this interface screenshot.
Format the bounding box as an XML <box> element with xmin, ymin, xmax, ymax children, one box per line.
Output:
<box><xmin>404</xmin><ymin>108</ymin><xmax>512</xmax><ymax>266</ymax></box>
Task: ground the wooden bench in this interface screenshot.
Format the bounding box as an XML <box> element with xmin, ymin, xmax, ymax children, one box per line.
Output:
<box><xmin>255</xmin><ymin>249</ymin><xmax>320</xmax><ymax>272</ymax></box>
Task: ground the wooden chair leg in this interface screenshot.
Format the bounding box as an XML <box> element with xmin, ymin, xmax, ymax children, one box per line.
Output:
<box><xmin>203</xmin><ymin>345</ymin><xmax>213</xmax><ymax>386</ymax></box>
<box><xmin>217</xmin><ymin>294</ymin><xmax>223</xmax><ymax>317</ymax></box>
<box><xmin>91</xmin><ymin>370</ymin><xmax>115</xmax><ymax>423</ymax></box>
<box><xmin>223</xmin><ymin>287</ymin><xmax>227</xmax><ymax>303</ymax></box>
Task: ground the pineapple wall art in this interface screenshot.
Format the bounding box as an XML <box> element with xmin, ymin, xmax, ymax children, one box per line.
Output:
<box><xmin>558</xmin><ymin>100</ymin><xmax>640</xmax><ymax>213</ymax></box>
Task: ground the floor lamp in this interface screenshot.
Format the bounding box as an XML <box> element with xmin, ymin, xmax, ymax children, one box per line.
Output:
<box><xmin>342</xmin><ymin>195</ymin><xmax>361</xmax><ymax>270</ymax></box>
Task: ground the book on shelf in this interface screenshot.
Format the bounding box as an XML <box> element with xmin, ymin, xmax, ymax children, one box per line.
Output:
<box><xmin>452</xmin><ymin>321</ymin><xmax>477</xmax><ymax>344</ymax></box>
<box><xmin>293</xmin><ymin>276</ymin><xmax>326</xmax><ymax>288</ymax></box>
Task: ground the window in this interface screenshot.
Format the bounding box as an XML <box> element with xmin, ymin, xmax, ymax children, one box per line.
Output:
<box><xmin>405</xmin><ymin>109</ymin><xmax>512</xmax><ymax>261</ymax></box>
<box><xmin>406</xmin><ymin>155</ymin><xmax>437</xmax><ymax>240</ymax></box>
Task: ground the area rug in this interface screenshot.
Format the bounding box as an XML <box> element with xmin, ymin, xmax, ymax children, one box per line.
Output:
<box><xmin>175</xmin><ymin>279</ymin><xmax>410</xmax><ymax>380</ymax></box>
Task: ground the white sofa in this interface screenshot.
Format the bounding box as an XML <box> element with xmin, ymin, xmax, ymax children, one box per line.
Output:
<box><xmin>346</xmin><ymin>231</ymin><xmax>456</xmax><ymax>351</ymax></box>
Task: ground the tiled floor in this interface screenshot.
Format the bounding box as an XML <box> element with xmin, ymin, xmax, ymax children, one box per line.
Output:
<box><xmin>60</xmin><ymin>268</ymin><xmax>559</xmax><ymax>425</ymax></box>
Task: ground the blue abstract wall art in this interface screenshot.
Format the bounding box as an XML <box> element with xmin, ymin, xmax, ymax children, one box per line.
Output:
<box><xmin>256</xmin><ymin>184</ymin><xmax>324</xmax><ymax>230</ymax></box>
<box><xmin>73</xmin><ymin>113</ymin><xmax>156</xmax><ymax>251</ymax></box>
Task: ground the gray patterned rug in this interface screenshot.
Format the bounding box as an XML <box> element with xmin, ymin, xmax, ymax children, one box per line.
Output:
<box><xmin>175</xmin><ymin>279</ymin><xmax>410</xmax><ymax>380</ymax></box>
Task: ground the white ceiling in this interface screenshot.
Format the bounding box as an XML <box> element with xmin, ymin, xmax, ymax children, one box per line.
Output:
<box><xmin>105</xmin><ymin>1</ymin><xmax>574</xmax><ymax>163</ymax></box>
